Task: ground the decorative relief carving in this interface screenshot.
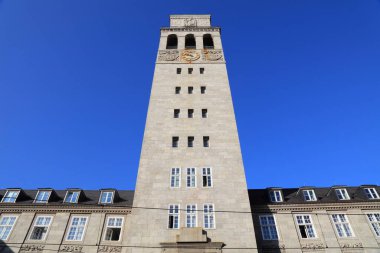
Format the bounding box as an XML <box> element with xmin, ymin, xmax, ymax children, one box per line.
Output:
<box><xmin>20</xmin><ymin>245</ymin><xmax>45</xmax><ymax>252</ymax></box>
<box><xmin>59</xmin><ymin>245</ymin><xmax>83</xmax><ymax>253</ymax></box>
<box><xmin>98</xmin><ymin>246</ymin><xmax>122</xmax><ymax>253</ymax></box>
<box><xmin>301</xmin><ymin>243</ymin><xmax>325</xmax><ymax>249</ymax></box>
<box><xmin>158</xmin><ymin>50</ymin><xmax>179</xmax><ymax>61</ymax></box>
<box><xmin>157</xmin><ymin>50</ymin><xmax>224</xmax><ymax>63</ymax></box>
<box><xmin>184</xmin><ymin>18</ymin><xmax>197</xmax><ymax>27</ymax></box>
<box><xmin>202</xmin><ymin>50</ymin><xmax>223</xmax><ymax>62</ymax></box>
<box><xmin>341</xmin><ymin>242</ymin><xmax>363</xmax><ymax>248</ymax></box>
<box><xmin>181</xmin><ymin>50</ymin><xmax>200</xmax><ymax>63</ymax></box>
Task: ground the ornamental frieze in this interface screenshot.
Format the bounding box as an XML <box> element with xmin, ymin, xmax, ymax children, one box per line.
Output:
<box><xmin>202</xmin><ymin>49</ymin><xmax>224</xmax><ymax>62</ymax></box>
<box><xmin>341</xmin><ymin>242</ymin><xmax>363</xmax><ymax>248</ymax></box>
<box><xmin>157</xmin><ymin>49</ymin><xmax>224</xmax><ymax>63</ymax></box>
<box><xmin>157</xmin><ymin>50</ymin><xmax>179</xmax><ymax>62</ymax></box>
<box><xmin>59</xmin><ymin>245</ymin><xmax>83</xmax><ymax>253</ymax></box>
<box><xmin>97</xmin><ymin>246</ymin><xmax>122</xmax><ymax>253</ymax></box>
<box><xmin>301</xmin><ymin>243</ymin><xmax>325</xmax><ymax>249</ymax></box>
<box><xmin>20</xmin><ymin>245</ymin><xmax>45</xmax><ymax>252</ymax></box>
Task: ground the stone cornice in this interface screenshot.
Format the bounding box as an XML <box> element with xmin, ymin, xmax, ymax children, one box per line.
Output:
<box><xmin>0</xmin><ymin>204</ymin><xmax>131</xmax><ymax>214</ymax></box>
<box><xmin>161</xmin><ymin>27</ymin><xmax>220</xmax><ymax>32</ymax></box>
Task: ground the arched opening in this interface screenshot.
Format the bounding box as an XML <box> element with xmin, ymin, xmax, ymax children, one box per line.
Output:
<box><xmin>166</xmin><ymin>34</ymin><xmax>178</xmax><ymax>49</ymax></box>
<box><xmin>185</xmin><ymin>34</ymin><xmax>196</xmax><ymax>49</ymax></box>
<box><xmin>203</xmin><ymin>34</ymin><xmax>214</xmax><ymax>49</ymax></box>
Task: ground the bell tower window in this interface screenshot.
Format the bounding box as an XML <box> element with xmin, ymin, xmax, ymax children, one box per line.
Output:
<box><xmin>203</xmin><ymin>34</ymin><xmax>214</xmax><ymax>49</ymax></box>
<box><xmin>166</xmin><ymin>34</ymin><xmax>178</xmax><ymax>49</ymax></box>
<box><xmin>185</xmin><ymin>34</ymin><xmax>196</xmax><ymax>49</ymax></box>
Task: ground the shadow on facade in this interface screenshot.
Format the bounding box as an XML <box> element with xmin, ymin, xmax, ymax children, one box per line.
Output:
<box><xmin>0</xmin><ymin>240</ymin><xmax>14</xmax><ymax>253</ymax></box>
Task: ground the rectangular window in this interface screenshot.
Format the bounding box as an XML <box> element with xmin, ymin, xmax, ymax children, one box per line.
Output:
<box><xmin>66</xmin><ymin>217</ymin><xmax>87</xmax><ymax>241</ymax></box>
<box><xmin>0</xmin><ymin>216</ymin><xmax>17</xmax><ymax>240</ymax></box>
<box><xmin>203</xmin><ymin>204</ymin><xmax>215</xmax><ymax>229</ymax></box>
<box><xmin>302</xmin><ymin>190</ymin><xmax>317</xmax><ymax>201</ymax></box>
<box><xmin>29</xmin><ymin>216</ymin><xmax>53</xmax><ymax>240</ymax></box>
<box><xmin>188</xmin><ymin>86</ymin><xmax>193</xmax><ymax>94</ymax></box>
<box><xmin>170</xmin><ymin>168</ymin><xmax>180</xmax><ymax>188</ymax></box>
<box><xmin>186</xmin><ymin>204</ymin><xmax>197</xmax><ymax>228</ymax></box>
<box><xmin>203</xmin><ymin>136</ymin><xmax>209</xmax><ymax>147</ymax></box>
<box><xmin>364</xmin><ymin>188</ymin><xmax>380</xmax><ymax>199</ymax></box>
<box><xmin>202</xmin><ymin>168</ymin><xmax>212</xmax><ymax>187</ymax></box>
<box><xmin>172</xmin><ymin>136</ymin><xmax>179</xmax><ymax>148</ymax></box>
<box><xmin>174</xmin><ymin>109</ymin><xmax>180</xmax><ymax>118</ymax></box>
<box><xmin>168</xmin><ymin>204</ymin><xmax>180</xmax><ymax>229</ymax></box>
<box><xmin>200</xmin><ymin>68</ymin><xmax>204</xmax><ymax>74</ymax></box>
<box><xmin>104</xmin><ymin>217</ymin><xmax>123</xmax><ymax>241</ymax></box>
<box><xmin>367</xmin><ymin>213</ymin><xmax>380</xmax><ymax>237</ymax></box>
<box><xmin>188</xmin><ymin>136</ymin><xmax>194</xmax><ymax>147</ymax></box>
<box><xmin>34</xmin><ymin>191</ymin><xmax>51</xmax><ymax>203</ymax></box>
<box><xmin>1</xmin><ymin>190</ymin><xmax>19</xmax><ymax>203</ymax></box>
<box><xmin>177</xmin><ymin>68</ymin><xmax>181</xmax><ymax>74</ymax></box>
<box><xmin>188</xmin><ymin>109</ymin><xmax>194</xmax><ymax>118</ymax></box>
<box><xmin>100</xmin><ymin>191</ymin><xmax>114</xmax><ymax>204</ymax></box>
<box><xmin>175</xmin><ymin>86</ymin><xmax>181</xmax><ymax>94</ymax></box>
<box><xmin>202</xmin><ymin>109</ymin><xmax>208</xmax><ymax>118</ymax></box>
<box><xmin>331</xmin><ymin>214</ymin><xmax>354</xmax><ymax>238</ymax></box>
<box><xmin>64</xmin><ymin>191</ymin><xmax>80</xmax><ymax>203</ymax></box>
<box><xmin>269</xmin><ymin>190</ymin><xmax>282</xmax><ymax>202</ymax></box>
<box><xmin>186</xmin><ymin>168</ymin><xmax>196</xmax><ymax>188</ymax></box>
<box><xmin>201</xmin><ymin>86</ymin><xmax>206</xmax><ymax>94</ymax></box>
<box><xmin>259</xmin><ymin>215</ymin><xmax>279</xmax><ymax>240</ymax></box>
<box><xmin>335</xmin><ymin>189</ymin><xmax>350</xmax><ymax>200</ymax></box>
<box><xmin>296</xmin><ymin>215</ymin><xmax>316</xmax><ymax>238</ymax></box>
<box><xmin>188</xmin><ymin>68</ymin><xmax>193</xmax><ymax>74</ymax></box>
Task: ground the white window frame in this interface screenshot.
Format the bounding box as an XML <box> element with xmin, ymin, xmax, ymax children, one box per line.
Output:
<box><xmin>302</xmin><ymin>190</ymin><xmax>317</xmax><ymax>201</ymax></box>
<box><xmin>1</xmin><ymin>190</ymin><xmax>20</xmax><ymax>203</ymax></box>
<box><xmin>203</xmin><ymin>203</ymin><xmax>215</xmax><ymax>229</ymax></box>
<box><xmin>269</xmin><ymin>190</ymin><xmax>283</xmax><ymax>202</ymax></box>
<box><xmin>0</xmin><ymin>215</ymin><xmax>18</xmax><ymax>240</ymax></box>
<box><xmin>364</xmin><ymin>188</ymin><xmax>380</xmax><ymax>200</ymax></box>
<box><xmin>295</xmin><ymin>214</ymin><xmax>317</xmax><ymax>239</ymax></box>
<box><xmin>168</xmin><ymin>204</ymin><xmax>180</xmax><ymax>229</ymax></box>
<box><xmin>259</xmin><ymin>215</ymin><xmax>279</xmax><ymax>240</ymax></box>
<box><xmin>186</xmin><ymin>204</ymin><xmax>197</xmax><ymax>228</ymax></box>
<box><xmin>34</xmin><ymin>191</ymin><xmax>51</xmax><ymax>203</ymax></box>
<box><xmin>366</xmin><ymin>213</ymin><xmax>380</xmax><ymax>237</ymax></box>
<box><xmin>170</xmin><ymin>168</ymin><xmax>181</xmax><ymax>188</ymax></box>
<box><xmin>103</xmin><ymin>216</ymin><xmax>124</xmax><ymax>241</ymax></box>
<box><xmin>202</xmin><ymin>167</ymin><xmax>213</xmax><ymax>188</ymax></box>
<box><xmin>335</xmin><ymin>188</ymin><xmax>350</xmax><ymax>200</ymax></box>
<box><xmin>29</xmin><ymin>215</ymin><xmax>53</xmax><ymax>241</ymax></box>
<box><xmin>64</xmin><ymin>191</ymin><xmax>80</xmax><ymax>203</ymax></box>
<box><xmin>186</xmin><ymin>167</ymin><xmax>196</xmax><ymax>188</ymax></box>
<box><xmin>99</xmin><ymin>191</ymin><xmax>114</xmax><ymax>204</ymax></box>
<box><xmin>331</xmin><ymin>214</ymin><xmax>355</xmax><ymax>238</ymax></box>
<box><xmin>66</xmin><ymin>216</ymin><xmax>88</xmax><ymax>241</ymax></box>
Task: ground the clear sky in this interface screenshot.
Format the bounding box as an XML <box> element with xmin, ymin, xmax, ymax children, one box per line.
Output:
<box><xmin>0</xmin><ymin>1</ymin><xmax>379</xmax><ymax>190</ymax></box>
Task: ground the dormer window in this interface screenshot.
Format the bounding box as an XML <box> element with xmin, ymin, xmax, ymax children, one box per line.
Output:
<box><xmin>303</xmin><ymin>190</ymin><xmax>317</xmax><ymax>201</ymax></box>
<box><xmin>269</xmin><ymin>190</ymin><xmax>283</xmax><ymax>202</ymax></box>
<box><xmin>35</xmin><ymin>191</ymin><xmax>51</xmax><ymax>203</ymax></box>
<box><xmin>1</xmin><ymin>190</ymin><xmax>20</xmax><ymax>203</ymax></box>
<box><xmin>335</xmin><ymin>188</ymin><xmax>350</xmax><ymax>200</ymax></box>
<box><xmin>100</xmin><ymin>191</ymin><xmax>114</xmax><ymax>204</ymax></box>
<box><xmin>64</xmin><ymin>191</ymin><xmax>80</xmax><ymax>203</ymax></box>
<box><xmin>364</xmin><ymin>188</ymin><xmax>380</xmax><ymax>200</ymax></box>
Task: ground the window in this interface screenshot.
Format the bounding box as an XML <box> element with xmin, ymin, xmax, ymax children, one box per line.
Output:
<box><xmin>186</xmin><ymin>168</ymin><xmax>196</xmax><ymax>188</ymax></box>
<box><xmin>104</xmin><ymin>217</ymin><xmax>123</xmax><ymax>241</ymax></box>
<box><xmin>269</xmin><ymin>190</ymin><xmax>282</xmax><ymax>202</ymax></box>
<box><xmin>203</xmin><ymin>136</ymin><xmax>209</xmax><ymax>147</ymax></box>
<box><xmin>1</xmin><ymin>190</ymin><xmax>19</xmax><ymax>203</ymax></box>
<box><xmin>259</xmin><ymin>215</ymin><xmax>279</xmax><ymax>240</ymax></box>
<box><xmin>188</xmin><ymin>68</ymin><xmax>193</xmax><ymax>74</ymax></box>
<box><xmin>188</xmin><ymin>136</ymin><xmax>194</xmax><ymax>147</ymax></box>
<box><xmin>201</xmin><ymin>86</ymin><xmax>206</xmax><ymax>94</ymax></box>
<box><xmin>202</xmin><ymin>109</ymin><xmax>208</xmax><ymax>118</ymax></box>
<box><xmin>177</xmin><ymin>68</ymin><xmax>181</xmax><ymax>74</ymax></box>
<box><xmin>66</xmin><ymin>216</ymin><xmax>87</xmax><ymax>241</ymax></box>
<box><xmin>296</xmin><ymin>215</ymin><xmax>316</xmax><ymax>238</ymax></box>
<box><xmin>34</xmin><ymin>191</ymin><xmax>51</xmax><ymax>203</ymax></box>
<box><xmin>200</xmin><ymin>68</ymin><xmax>204</xmax><ymax>74</ymax></box>
<box><xmin>170</xmin><ymin>168</ymin><xmax>180</xmax><ymax>188</ymax></box>
<box><xmin>175</xmin><ymin>87</ymin><xmax>181</xmax><ymax>94</ymax></box>
<box><xmin>172</xmin><ymin>136</ymin><xmax>179</xmax><ymax>148</ymax></box>
<box><xmin>100</xmin><ymin>191</ymin><xmax>114</xmax><ymax>204</ymax></box>
<box><xmin>364</xmin><ymin>188</ymin><xmax>380</xmax><ymax>199</ymax></box>
<box><xmin>29</xmin><ymin>216</ymin><xmax>52</xmax><ymax>240</ymax></box>
<box><xmin>202</xmin><ymin>168</ymin><xmax>212</xmax><ymax>187</ymax></box>
<box><xmin>185</xmin><ymin>34</ymin><xmax>196</xmax><ymax>49</ymax></box>
<box><xmin>331</xmin><ymin>214</ymin><xmax>354</xmax><ymax>238</ymax></box>
<box><xmin>64</xmin><ymin>191</ymin><xmax>80</xmax><ymax>203</ymax></box>
<box><xmin>335</xmin><ymin>189</ymin><xmax>350</xmax><ymax>200</ymax></box>
<box><xmin>188</xmin><ymin>86</ymin><xmax>193</xmax><ymax>94</ymax></box>
<box><xmin>303</xmin><ymin>190</ymin><xmax>317</xmax><ymax>201</ymax></box>
<box><xmin>166</xmin><ymin>34</ymin><xmax>178</xmax><ymax>49</ymax></box>
<box><xmin>168</xmin><ymin>204</ymin><xmax>180</xmax><ymax>229</ymax></box>
<box><xmin>367</xmin><ymin>213</ymin><xmax>380</xmax><ymax>237</ymax></box>
<box><xmin>203</xmin><ymin>34</ymin><xmax>214</xmax><ymax>49</ymax></box>
<box><xmin>174</xmin><ymin>109</ymin><xmax>180</xmax><ymax>118</ymax></box>
<box><xmin>188</xmin><ymin>109</ymin><xmax>194</xmax><ymax>118</ymax></box>
<box><xmin>186</xmin><ymin>204</ymin><xmax>197</xmax><ymax>228</ymax></box>
<box><xmin>203</xmin><ymin>204</ymin><xmax>215</xmax><ymax>229</ymax></box>
<box><xmin>0</xmin><ymin>216</ymin><xmax>17</xmax><ymax>240</ymax></box>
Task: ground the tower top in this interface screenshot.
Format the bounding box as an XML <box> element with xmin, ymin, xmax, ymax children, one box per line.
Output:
<box><xmin>169</xmin><ymin>14</ymin><xmax>211</xmax><ymax>28</ymax></box>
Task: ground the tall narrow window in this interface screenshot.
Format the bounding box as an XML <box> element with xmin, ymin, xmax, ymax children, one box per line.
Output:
<box><xmin>201</xmin><ymin>86</ymin><xmax>206</xmax><ymax>94</ymax></box>
<box><xmin>296</xmin><ymin>215</ymin><xmax>316</xmax><ymax>238</ymax></box>
<box><xmin>174</xmin><ymin>109</ymin><xmax>180</xmax><ymax>118</ymax></box>
<box><xmin>177</xmin><ymin>68</ymin><xmax>181</xmax><ymax>74</ymax></box>
<box><xmin>185</xmin><ymin>34</ymin><xmax>196</xmax><ymax>49</ymax></box>
<box><xmin>331</xmin><ymin>214</ymin><xmax>354</xmax><ymax>238</ymax></box>
<box><xmin>166</xmin><ymin>34</ymin><xmax>178</xmax><ymax>49</ymax></box>
<box><xmin>188</xmin><ymin>109</ymin><xmax>194</xmax><ymax>118</ymax></box>
<box><xmin>175</xmin><ymin>87</ymin><xmax>181</xmax><ymax>94</ymax></box>
<box><xmin>202</xmin><ymin>109</ymin><xmax>208</xmax><ymax>118</ymax></box>
<box><xmin>259</xmin><ymin>215</ymin><xmax>279</xmax><ymax>240</ymax></box>
<box><xmin>104</xmin><ymin>217</ymin><xmax>123</xmax><ymax>241</ymax></box>
<box><xmin>302</xmin><ymin>190</ymin><xmax>317</xmax><ymax>201</ymax></box>
<box><xmin>204</xmin><ymin>204</ymin><xmax>215</xmax><ymax>229</ymax></box>
<box><xmin>200</xmin><ymin>68</ymin><xmax>205</xmax><ymax>74</ymax></box>
<box><xmin>64</xmin><ymin>191</ymin><xmax>80</xmax><ymax>203</ymax></box>
<box><xmin>172</xmin><ymin>136</ymin><xmax>179</xmax><ymax>148</ymax></box>
<box><xmin>168</xmin><ymin>204</ymin><xmax>180</xmax><ymax>229</ymax></box>
<box><xmin>367</xmin><ymin>213</ymin><xmax>380</xmax><ymax>237</ymax></box>
<box><xmin>188</xmin><ymin>68</ymin><xmax>193</xmax><ymax>74</ymax></box>
<box><xmin>34</xmin><ymin>191</ymin><xmax>51</xmax><ymax>203</ymax></box>
<box><xmin>0</xmin><ymin>216</ymin><xmax>17</xmax><ymax>240</ymax></box>
<box><xmin>202</xmin><ymin>168</ymin><xmax>212</xmax><ymax>187</ymax></box>
<box><xmin>203</xmin><ymin>34</ymin><xmax>214</xmax><ymax>49</ymax></box>
<box><xmin>100</xmin><ymin>191</ymin><xmax>114</xmax><ymax>204</ymax></box>
<box><xmin>203</xmin><ymin>136</ymin><xmax>209</xmax><ymax>147</ymax></box>
<box><xmin>170</xmin><ymin>168</ymin><xmax>180</xmax><ymax>188</ymax></box>
<box><xmin>188</xmin><ymin>86</ymin><xmax>193</xmax><ymax>94</ymax></box>
<box><xmin>269</xmin><ymin>190</ymin><xmax>282</xmax><ymax>202</ymax></box>
<box><xmin>29</xmin><ymin>216</ymin><xmax>53</xmax><ymax>240</ymax></box>
<box><xmin>66</xmin><ymin>216</ymin><xmax>88</xmax><ymax>241</ymax></box>
<box><xmin>1</xmin><ymin>190</ymin><xmax>19</xmax><ymax>203</ymax></box>
<box><xmin>186</xmin><ymin>204</ymin><xmax>197</xmax><ymax>228</ymax></box>
<box><xmin>364</xmin><ymin>188</ymin><xmax>380</xmax><ymax>199</ymax></box>
<box><xmin>335</xmin><ymin>189</ymin><xmax>350</xmax><ymax>200</ymax></box>
<box><xmin>188</xmin><ymin>136</ymin><xmax>194</xmax><ymax>147</ymax></box>
<box><xmin>186</xmin><ymin>168</ymin><xmax>196</xmax><ymax>188</ymax></box>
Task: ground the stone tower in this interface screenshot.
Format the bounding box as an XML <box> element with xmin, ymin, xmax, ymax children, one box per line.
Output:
<box><xmin>125</xmin><ymin>15</ymin><xmax>257</xmax><ymax>253</ymax></box>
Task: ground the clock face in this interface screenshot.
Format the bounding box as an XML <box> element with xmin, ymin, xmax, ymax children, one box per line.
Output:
<box><xmin>181</xmin><ymin>50</ymin><xmax>200</xmax><ymax>62</ymax></box>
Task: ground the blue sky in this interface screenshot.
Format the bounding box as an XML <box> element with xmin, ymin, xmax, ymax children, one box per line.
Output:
<box><xmin>0</xmin><ymin>1</ymin><xmax>379</xmax><ymax>190</ymax></box>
